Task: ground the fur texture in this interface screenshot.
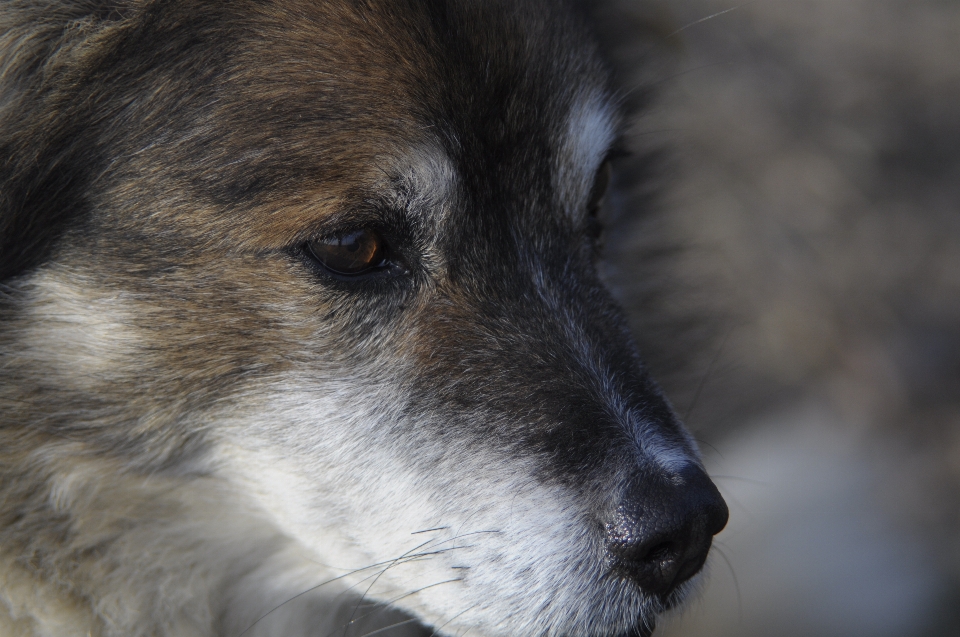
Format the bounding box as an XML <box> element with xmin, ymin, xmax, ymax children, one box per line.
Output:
<box><xmin>0</xmin><ymin>2</ymin><xmax>725</xmax><ymax>636</ymax></box>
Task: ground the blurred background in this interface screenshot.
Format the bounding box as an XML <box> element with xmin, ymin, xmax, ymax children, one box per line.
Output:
<box><xmin>598</xmin><ymin>1</ymin><xmax>960</xmax><ymax>635</ymax></box>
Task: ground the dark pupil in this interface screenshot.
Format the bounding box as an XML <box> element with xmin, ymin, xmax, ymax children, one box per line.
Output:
<box><xmin>310</xmin><ymin>230</ymin><xmax>381</xmax><ymax>274</ymax></box>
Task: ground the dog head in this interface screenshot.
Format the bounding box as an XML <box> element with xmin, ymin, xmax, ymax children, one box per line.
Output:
<box><xmin>1</xmin><ymin>1</ymin><xmax>727</xmax><ymax>635</ymax></box>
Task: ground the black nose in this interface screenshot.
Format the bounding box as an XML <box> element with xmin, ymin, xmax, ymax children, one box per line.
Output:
<box><xmin>604</xmin><ymin>465</ymin><xmax>728</xmax><ymax>598</ymax></box>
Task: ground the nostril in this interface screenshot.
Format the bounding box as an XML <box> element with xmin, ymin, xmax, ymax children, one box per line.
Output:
<box><xmin>642</xmin><ymin>540</ymin><xmax>679</xmax><ymax>564</ymax></box>
<box><xmin>606</xmin><ymin>523</ymin><xmax>691</xmax><ymax>597</ymax></box>
<box><xmin>604</xmin><ymin>466</ymin><xmax>728</xmax><ymax>598</ymax></box>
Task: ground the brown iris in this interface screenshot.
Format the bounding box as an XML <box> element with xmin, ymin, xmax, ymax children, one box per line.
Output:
<box><xmin>306</xmin><ymin>229</ymin><xmax>384</xmax><ymax>275</ymax></box>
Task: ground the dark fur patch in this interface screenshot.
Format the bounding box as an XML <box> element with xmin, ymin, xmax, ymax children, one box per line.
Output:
<box><xmin>0</xmin><ymin>2</ymin><xmax>721</xmax><ymax>635</ymax></box>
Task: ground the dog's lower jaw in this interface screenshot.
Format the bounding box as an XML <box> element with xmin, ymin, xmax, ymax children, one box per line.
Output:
<box><xmin>0</xmin><ymin>446</ymin><xmax>695</xmax><ymax>637</ymax></box>
<box><xmin>218</xmin><ymin>537</ymin><xmax>670</xmax><ymax>637</ymax></box>
<box><xmin>210</xmin><ymin>446</ymin><xmax>668</xmax><ymax>637</ymax></box>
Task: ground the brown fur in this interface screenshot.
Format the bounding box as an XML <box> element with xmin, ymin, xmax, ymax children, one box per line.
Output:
<box><xmin>1</xmin><ymin>2</ymin><xmax>725</xmax><ymax>636</ymax></box>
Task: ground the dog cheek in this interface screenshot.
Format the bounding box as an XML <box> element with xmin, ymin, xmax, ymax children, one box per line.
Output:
<box><xmin>19</xmin><ymin>267</ymin><xmax>144</xmax><ymax>393</ymax></box>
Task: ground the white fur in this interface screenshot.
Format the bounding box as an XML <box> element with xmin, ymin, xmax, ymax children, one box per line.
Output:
<box><xmin>555</xmin><ymin>93</ymin><xmax>619</xmax><ymax>219</ymax></box>
<box><xmin>212</xmin><ymin>382</ymin><xmax>604</xmax><ymax>637</ymax></box>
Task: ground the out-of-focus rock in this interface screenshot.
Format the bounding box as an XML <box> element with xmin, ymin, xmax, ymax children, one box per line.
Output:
<box><xmin>601</xmin><ymin>1</ymin><xmax>960</xmax><ymax>634</ymax></box>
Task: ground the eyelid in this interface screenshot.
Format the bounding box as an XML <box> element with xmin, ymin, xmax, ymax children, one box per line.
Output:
<box><xmin>304</xmin><ymin>229</ymin><xmax>386</xmax><ymax>276</ymax></box>
<box><xmin>587</xmin><ymin>159</ymin><xmax>612</xmax><ymax>215</ymax></box>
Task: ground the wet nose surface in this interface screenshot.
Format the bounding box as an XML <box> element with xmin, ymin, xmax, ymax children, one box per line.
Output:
<box><xmin>604</xmin><ymin>465</ymin><xmax>728</xmax><ymax>598</ymax></box>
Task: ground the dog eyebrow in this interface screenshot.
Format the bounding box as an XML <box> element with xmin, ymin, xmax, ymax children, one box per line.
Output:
<box><xmin>554</xmin><ymin>92</ymin><xmax>619</xmax><ymax>217</ymax></box>
<box><xmin>379</xmin><ymin>144</ymin><xmax>458</xmax><ymax>222</ymax></box>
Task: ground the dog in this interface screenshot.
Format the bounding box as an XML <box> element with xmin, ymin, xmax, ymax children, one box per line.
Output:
<box><xmin>0</xmin><ymin>1</ymin><xmax>728</xmax><ymax>636</ymax></box>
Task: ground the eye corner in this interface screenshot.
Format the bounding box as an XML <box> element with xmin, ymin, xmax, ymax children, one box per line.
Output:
<box><xmin>586</xmin><ymin>159</ymin><xmax>613</xmax><ymax>217</ymax></box>
<box><xmin>579</xmin><ymin>158</ymin><xmax>616</xmax><ymax>252</ymax></box>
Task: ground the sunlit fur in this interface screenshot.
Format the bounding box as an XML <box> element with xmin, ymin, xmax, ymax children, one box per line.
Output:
<box><xmin>0</xmin><ymin>2</ymin><xmax>713</xmax><ymax>636</ymax></box>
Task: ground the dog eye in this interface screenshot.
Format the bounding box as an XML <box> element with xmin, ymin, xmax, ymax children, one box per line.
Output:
<box><xmin>585</xmin><ymin>160</ymin><xmax>611</xmax><ymax>241</ymax></box>
<box><xmin>305</xmin><ymin>229</ymin><xmax>386</xmax><ymax>275</ymax></box>
<box><xmin>587</xmin><ymin>160</ymin><xmax>612</xmax><ymax>217</ymax></box>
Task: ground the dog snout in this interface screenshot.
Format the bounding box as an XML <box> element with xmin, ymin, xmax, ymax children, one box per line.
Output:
<box><xmin>604</xmin><ymin>465</ymin><xmax>728</xmax><ymax>598</ymax></box>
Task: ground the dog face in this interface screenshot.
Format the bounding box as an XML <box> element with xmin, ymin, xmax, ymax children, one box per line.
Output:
<box><xmin>0</xmin><ymin>1</ymin><xmax>726</xmax><ymax>636</ymax></box>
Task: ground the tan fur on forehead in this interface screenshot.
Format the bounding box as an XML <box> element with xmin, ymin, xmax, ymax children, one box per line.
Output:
<box><xmin>0</xmin><ymin>0</ymin><xmax>610</xmax><ymax>273</ymax></box>
<box><xmin>83</xmin><ymin>1</ymin><xmax>460</xmax><ymax>251</ymax></box>
<box><xmin>83</xmin><ymin>0</ymin><xmax>610</xmax><ymax>251</ymax></box>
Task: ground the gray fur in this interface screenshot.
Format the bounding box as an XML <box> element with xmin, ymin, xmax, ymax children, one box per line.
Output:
<box><xmin>0</xmin><ymin>2</ymin><xmax>721</xmax><ymax>636</ymax></box>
